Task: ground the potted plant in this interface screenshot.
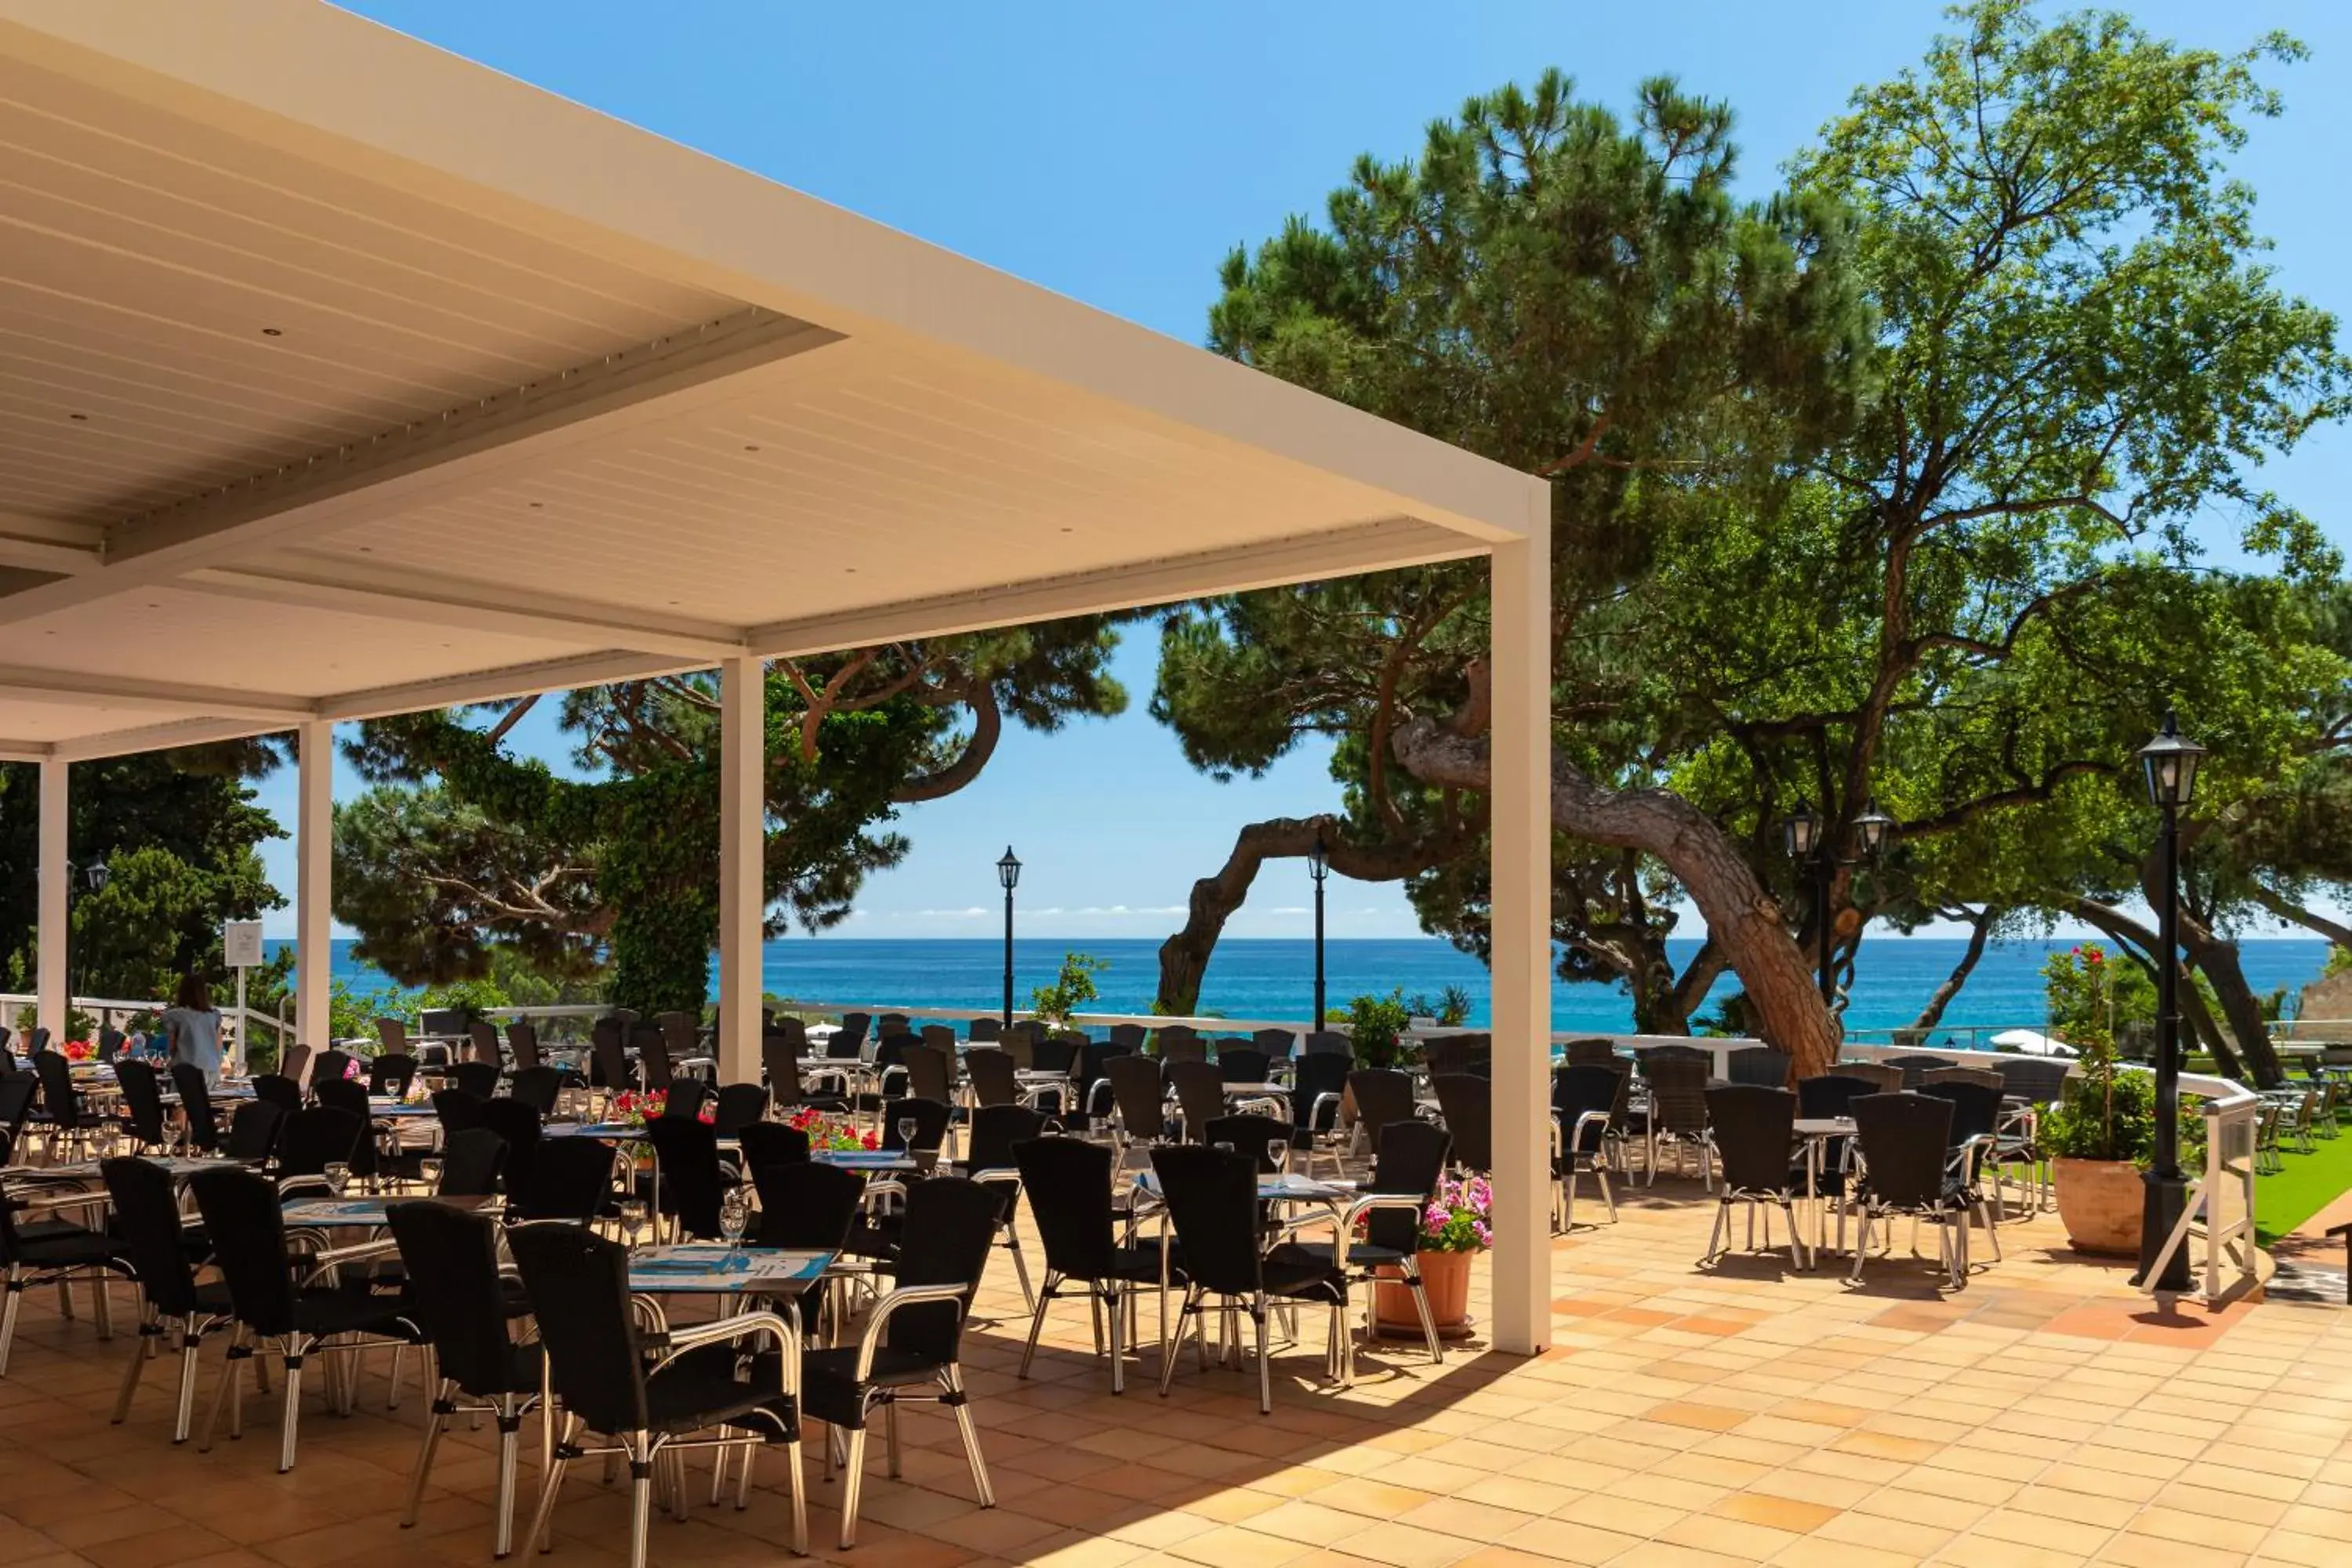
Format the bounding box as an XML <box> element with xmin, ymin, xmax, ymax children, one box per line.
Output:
<box><xmin>1374</xmin><ymin>1173</ymin><xmax>1490</xmax><ymax>1337</ymax></box>
<box><xmin>2039</xmin><ymin>945</ymin><xmax>2152</xmax><ymax>1254</ymax></box>
<box><xmin>1344</xmin><ymin>989</ymin><xmax>1411</xmax><ymax>1071</ymax></box>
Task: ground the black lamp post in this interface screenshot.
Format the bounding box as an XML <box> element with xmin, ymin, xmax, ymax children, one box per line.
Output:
<box><xmin>2135</xmin><ymin>710</ymin><xmax>2204</xmax><ymax>1292</ymax></box>
<box><xmin>1782</xmin><ymin>797</ymin><xmax>1895</xmax><ymax>1007</ymax></box>
<box><xmin>1308</xmin><ymin>832</ymin><xmax>1330</xmax><ymax>1025</ymax></box>
<box><xmin>69</xmin><ymin>859</ymin><xmax>109</xmax><ymax>1000</ymax></box>
<box><xmin>996</xmin><ymin>847</ymin><xmax>1022</xmax><ymax>1029</ymax></box>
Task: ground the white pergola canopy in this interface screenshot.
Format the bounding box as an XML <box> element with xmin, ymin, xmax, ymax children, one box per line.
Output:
<box><xmin>0</xmin><ymin>0</ymin><xmax>1555</xmax><ymax>1351</ymax></box>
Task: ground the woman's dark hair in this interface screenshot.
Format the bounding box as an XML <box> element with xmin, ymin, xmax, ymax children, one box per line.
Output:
<box><xmin>173</xmin><ymin>972</ymin><xmax>216</xmax><ymax>1012</ymax></box>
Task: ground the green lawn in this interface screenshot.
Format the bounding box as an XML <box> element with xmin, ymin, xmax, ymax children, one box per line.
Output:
<box><xmin>2256</xmin><ymin>1120</ymin><xmax>2352</xmax><ymax>1244</ymax></box>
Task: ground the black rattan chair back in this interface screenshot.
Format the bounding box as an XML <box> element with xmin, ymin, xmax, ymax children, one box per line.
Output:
<box><xmin>711</xmin><ymin>1083</ymin><xmax>768</xmax><ymax>1137</ymax></box>
<box><xmin>885</xmin><ymin>1176</ymin><xmax>1000</xmax><ymax>1364</ymax></box>
<box><xmin>276</xmin><ymin>1044</ymin><xmax>311</xmax><ymax>1087</ymax></box>
<box><xmin>751</xmin><ymin>1160</ymin><xmax>865</xmax><ymax>1250</ymax></box>
<box><xmin>438</xmin><ymin>1127</ymin><xmax>506</xmax><ymax>1196</ymax></box>
<box><xmin>1726</xmin><ymin>1047</ymin><xmax>1791</xmax><ymax>1087</ymax></box>
<box><xmin>251</xmin><ymin>1073</ymin><xmax>302</xmax><ymax>1112</ymax></box>
<box><xmin>630</xmin><ymin>1021</ymin><xmax>673</xmax><ymax>1093</ymax></box>
<box><xmin>964</xmin><ymin>1048</ymin><xmax>1018</xmax><ymax>1108</ymax></box>
<box><xmin>1169</xmin><ymin>1059</ymin><xmax>1224</xmax><ymax>1142</ymax></box>
<box><xmin>829</xmin><ymin>1014</ymin><xmax>869</xmax><ymax>1059</ymax></box>
<box><xmin>452</xmin><ymin>1060</ymin><xmax>501</xmax><ymax>1100</ymax></box>
<box><xmin>507</xmin><ymin>1065</ymin><xmax>560</xmax><ymax>1115</ymax></box>
<box><xmin>189</xmin><ymin>1167</ymin><xmax>298</xmax><ymax>1337</ymax></box>
<box><xmin>465</xmin><ymin>1021</ymin><xmax>502</xmax><ymax>1065</ymax></box>
<box><xmin>1994</xmin><ymin>1056</ymin><xmax>2073</xmax><ymax>1105</ymax></box>
<box><xmin>368</xmin><ymin>1052</ymin><xmax>418</xmax><ymax>1097</ymax></box>
<box><xmin>1705</xmin><ymin>1086</ymin><xmax>1797</xmax><ymax>1193</ymax></box>
<box><xmin>113</xmin><ymin>1058</ymin><xmax>169</xmax><ymax>1147</ymax></box>
<box><xmin>103</xmin><ymin>1156</ymin><xmax>204</xmax><ymax>1319</ymax></box>
<box><xmin>170</xmin><ymin>1063</ymin><xmax>218</xmax><ymax>1149</ymax></box>
<box><xmin>1797</xmin><ymin>1074</ymin><xmax>1877</xmax><ymax>1120</ymax></box>
<box><xmin>1922</xmin><ymin>1065</ymin><xmax>2005</xmax><ymax>1093</ymax></box>
<box><xmin>223</xmin><ymin>1099</ymin><xmax>283</xmax><ymax>1162</ymax></box>
<box><xmin>32</xmin><ymin>1050</ymin><xmax>80</xmax><ymax>1131</ymax></box>
<box><xmin>276</xmin><ymin>1105</ymin><xmax>361</xmax><ymax>1177</ymax></box>
<box><xmin>1882</xmin><ymin>1053</ymin><xmax>1951</xmax><ymax>1091</ymax></box>
<box><xmin>1155</xmin><ymin>1026</ymin><xmax>1206</xmax><ymax>1066</ymax></box>
<box><xmin>1202</xmin><ymin>1113</ymin><xmax>1291</xmax><ymax>1172</ymax></box>
<box><xmin>1216</xmin><ymin>1047</ymin><xmax>1272</xmax><ymax>1086</ymax></box>
<box><xmin>1346</xmin><ymin>1069</ymin><xmax>1417</xmax><ymax>1148</ymax></box>
<box><xmin>1106</xmin><ymin>1023</ymin><xmax>1145</xmax><ymax>1050</ymax></box>
<box><xmin>964</xmin><ymin>1103</ymin><xmax>1045</xmax><ymax>1175</ymax></box>
<box><xmin>1564</xmin><ymin>1038</ymin><xmax>1617</xmax><ymax>1066</ymax></box>
<box><xmin>506</xmin><ymin>1020</ymin><xmax>543</xmax><ymax>1073</ymax></box>
<box><xmin>387</xmin><ymin>1200</ymin><xmax>527</xmax><ymax>1396</ymax></box>
<box><xmin>1106</xmin><ymin>1054</ymin><xmax>1167</xmax><ymax>1140</ymax></box>
<box><xmin>1013</xmin><ymin>1135</ymin><xmax>1119</xmax><ymax>1279</ymax></box>
<box><xmin>590</xmin><ymin>1017</ymin><xmax>630</xmax><ymax>1091</ymax></box>
<box><xmin>1428</xmin><ymin>1073</ymin><xmax>1493</xmax><ymax>1171</ymax></box>
<box><xmin>1367</xmin><ymin>1120</ymin><xmax>1450</xmax><ymax>1254</ymax></box>
<box><xmin>737</xmin><ymin>1120</ymin><xmax>809</xmax><ymax>1170</ymax></box>
<box><xmin>1851</xmin><ymin>1092</ymin><xmax>1955</xmax><ymax>1209</ymax></box>
<box><xmin>431</xmin><ymin>1087</ymin><xmax>485</xmax><ymax>1134</ymax></box>
<box><xmin>1032</xmin><ymin>1033</ymin><xmax>1078</xmax><ymax>1076</ymax></box>
<box><xmin>477</xmin><ymin>1097</ymin><xmax>541</xmax><ymax>1196</ymax></box>
<box><xmin>1834</xmin><ymin>1060</ymin><xmax>1905</xmax><ymax>1093</ymax></box>
<box><xmin>1642</xmin><ymin>1057</ymin><xmax>1711</xmax><ymax>1137</ymax></box>
<box><xmin>641</xmin><ymin>1116</ymin><xmax>724</xmax><ymax>1240</ymax></box>
<box><xmin>514</xmin><ymin>1138</ymin><xmax>615</xmax><ymax>1223</ymax></box>
<box><xmin>1920</xmin><ymin>1080</ymin><xmax>2001</xmax><ymax>1148</ymax></box>
<box><xmin>309</xmin><ymin>1078</ymin><xmax>378</xmax><ymax>1177</ymax></box>
<box><xmin>1291</xmin><ymin>1051</ymin><xmax>1350</xmax><ymax>1134</ymax></box>
<box><xmin>506</xmin><ymin>1222</ymin><xmax>646</xmax><ymax>1436</ymax></box>
<box><xmin>1149</xmin><ymin>1144</ymin><xmax>1261</xmax><ymax>1296</ymax></box>
<box><xmin>1553</xmin><ymin>1064</ymin><xmax>1626</xmax><ymax>1149</ymax></box>
<box><xmin>880</xmin><ymin>1097</ymin><xmax>951</xmax><ymax>1156</ymax></box>
<box><xmin>906</xmin><ymin>1044</ymin><xmax>955</xmax><ymax>1105</ymax></box>
<box><xmin>1301</xmin><ymin>1031</ymin><xmax>1353</xmax><ymax>1058</ymax></box>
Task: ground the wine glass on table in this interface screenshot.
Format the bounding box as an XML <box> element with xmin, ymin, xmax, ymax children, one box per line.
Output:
<box><xmin>720</xmin><ymin>1187</ymin><xmax>750</xmax><ymax>1257</ymax></box>
<box><xmin>1267</xmin><ymin>1138</ymin><xmax>1290</xmax><ymax>1177</ymax></box>
<box><xmin>619</xmin><ymin>1197</ymin><xmax>649</xmax><ymax>1251</ymax></box>
<box><xmin>896</xmin><ymin>1116</ymin><xmax>918</xmax><ymax>1154</ymax></box>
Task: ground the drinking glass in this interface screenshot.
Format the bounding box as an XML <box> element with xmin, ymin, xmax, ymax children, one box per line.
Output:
<box><xmin>896</xmin><ymin>1116</ymin><xmax>918</xmax><ymax>1152</ymax></box>
<box><xmin>619</xmin><ymin>1198</ymin><xmax>649</xmax><ymax>1249</ymax></box>
<box><xmin>419</xmin><ymin>1157</ymin><xmax>444</xmax><ymax>1193</ymax></box>
<box><xmin>325</xmin><ymin>1162</ymin><xmax>350</xmax><ymax>1195</ymax></box>
<box><xmin>720</xmin><ymin>1188</ymin><xmax>750</xmax><ymax>1251</ymax></box>
<box><xmin>1267</xmin><ymin>1139</ymin><xmax>1289</xmax><ymax>1174</ymax></box>
<box><xmin>1211</xmin><ymin>1142</ymin><xmax>1235</xmax><ymax>1155</ymax></box>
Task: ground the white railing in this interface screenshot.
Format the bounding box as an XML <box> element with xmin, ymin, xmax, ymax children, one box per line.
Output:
<box><xmin>0</xmin><ymin>990</ymin><xmax>291</xmax><ymax>1065</ymax></box>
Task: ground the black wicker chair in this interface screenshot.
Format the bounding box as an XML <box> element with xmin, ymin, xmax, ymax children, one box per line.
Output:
<box><xmin>1701</xmin><ymin>1086</ymin><xmax>1806</xmax><ymax>1269</ymax></box>
<box><xmin>1846</xmin><ymin>1092</ymin><xmax>1971</xmax><ymax>1290</ymax></box>
<box><xmin>1011</xmin><ymin>1133</ymin><xmax>1178</xmax><ymax>1393</ymax></box>
<box><xmin>102</xmin><ymin>1155</ymin><xmax>231</xmax><ymax>1442</ymax></box>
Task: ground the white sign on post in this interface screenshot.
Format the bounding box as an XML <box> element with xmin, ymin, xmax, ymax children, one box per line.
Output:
<box><xmin>221</xmin><ymin>920</ymin><xmax>264</xmax><ymax>1073</ymax></box>
<box><xmin>223</xmin><ymin>920</ymin><xmax>265</xmax><ymax>970</ymax></box>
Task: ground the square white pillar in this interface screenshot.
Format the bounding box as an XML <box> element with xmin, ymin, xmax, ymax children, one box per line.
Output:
<box><xmin>716</xmin><ymin>655</ymin><xmax>765</xmax><ymax>1083</ymax></box>
<box><xmin>1489</xmin><ymin>521</ymin><xmax>1553</xmax><ymax>1356</ymax></box>
<box><xmin>296</xmin><ymin>720</ymin><xmax>334</xmax><ymax>1049</ymax></box>
<box><xmin>37</xmin><ymin>757</ymin><xmax>68</xmax><ymax>1047</ymax></box>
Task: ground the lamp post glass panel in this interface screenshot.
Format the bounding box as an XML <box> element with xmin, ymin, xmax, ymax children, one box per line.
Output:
<box><xmin>1308</xmin><ymin>833</ymin><xmax>1330</xmax><ymax>1025</ymax></box>
<box><xmin>1780</xmin><ymin>800</ymin><xmax>1894</xmax><ymax>1007</ymax></box>
<box><xmin>2136</xmin><ymin>711</ymin><xmax>2205</xmax><ymax>1291</ymax></box>
<box><xmin>996</xmin><ymin>848</ymin><xmax>1022</xmax><ymax>1029</ymax></box>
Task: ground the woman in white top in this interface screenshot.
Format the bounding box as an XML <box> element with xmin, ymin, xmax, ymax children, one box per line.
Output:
<box><xmin>159</xmin><ymin>971</ymin><xmax>225</xmax><ymax>1087</ymax></box>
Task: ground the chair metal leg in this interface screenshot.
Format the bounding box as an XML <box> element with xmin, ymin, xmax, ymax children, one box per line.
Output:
<box><xmin>1107</xmin><ymin>1283</ymin><xmax>1126</xmax><ymax>1395</ymax></box>
<box><xmin>1158</xmin><ymin>1294</ymin><xmax>1192</xmax><ymax>1396</ymax></box>
<box><xmin>111</xmin><ymin>1301</ymin><xmax>154</xmax><ymax>1423</ymax></box>
<box><xmin>784</xmin><ymin>1436</ymin><xmax>808</xmax><ymax>1554</ymax></box>
<box><xmin>1018</xmin><ymin>1275</ymin><xmax>1054</xmax><ymax>1378</ymax></box>
<box><xmin>1004</xmin><ymin>1225</ymin><xmax>1035</xmax><ymax>1312</ymax></box>
<box><xmin>172</xmin><ymin>1327</ymin><xmax>205</xmax><ymax>1443</ymax></box>
<box><xmin>627</xmin><ymin>1453</ymin><xmax>654</xmax><ymax>1568</ymax></box>
<box><xmin>198</xmin><ymin>1330</ymin><xmax>242</xmax><ymax>1450</ymax></box>
<box><xmin>527</xmin><ymin>1414</ymin><xmax>575</xmax><ymax>1555</ymax></box>
<box><xmin>946</xmin><ymin>1366</ymin><xmax>993</xmax><ymax>1506</ymax></box>
<box><xmin>492</xmin><ymin>1404</ymin><xmax>524</xmax><ymax>1556</ymax></box>
<box><xmin>1849</xmin><ymin>1211</ymin><xmax>1871</xmax><ymax>1283</ymax></box>
<box><xmin>402</xmin><ymin>1380</ymin><xmax>448</xmax><ymax>1528</ymax></box>
<box><xmin>0</xmin><ymin>1272</ymin><xmax>23</xmax><ymax>1376</ymax></box>
<box><xmin>278</xmin><ymin>1348</ymin><xmax>307</xmax><ymax>1472</ymax></box>
<box><xmin>1254</xmin><ymin>1294</ymin><xmax>1272</xmax><ymax>1415</ymax></box>
<box><xmin>884</xmin><ymin>1397</ymin><xmax>902</xmax><ymax>1479</ymax></box>
<box><xmin>838</xmin><ymin>1426</ymin><xmax>869</xmax><ymax>1549</ymax></box>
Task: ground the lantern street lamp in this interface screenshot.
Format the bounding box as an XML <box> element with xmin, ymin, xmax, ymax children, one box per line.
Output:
<box><xmin>1307</xmin><ymin>831</ymin><xmax>1330</xmax><ymax>1026</ymax></box>
<box><xmin>1781</xmin><ymin>797</ymin><xmax>1896</xmax><ymax>1007</ymax></box>
<box><xmin>2135</xmin><ymin>710</ymin><xmax>2205</xmax><ymax>1292</ymax></box>
<box><xmin>996</xmin><ymin>847</ymin><xmax>1022</xmax><ymax>1029</ymax></box>
<box><xmin>82</xmin><ymin>861</ymin><xmax>111</xmax><ymax>895</ymax></box>
<box><xmin>68</xmin><ymin>859</ymin><xmax>109</xmax><ymax>1003</ymax></box>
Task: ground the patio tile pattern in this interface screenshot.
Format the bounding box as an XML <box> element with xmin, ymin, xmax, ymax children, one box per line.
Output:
<box><xmin>2</xmin><ymin>1172</ymin><xmax>2349</xmax><ymax>1566</ymax></box>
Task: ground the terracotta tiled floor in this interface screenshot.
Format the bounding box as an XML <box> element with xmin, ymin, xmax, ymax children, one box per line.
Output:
<box><xmin>5</xmin><ymin>1172</ymin><xmax>2350</xmax><ymax>1568</ymax></box>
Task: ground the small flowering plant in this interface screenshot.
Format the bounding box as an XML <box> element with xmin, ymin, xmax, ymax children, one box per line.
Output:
<box><xmin>1417</xmin><ymin>1174</ymin><xmax>1494</xmax><ymax>1253</ymax></box>
<box><xmin>62</xmin><ymin>1039</ymin><xmax>95</xmax><ymax>1062</ymax></box>
<box><xmin>609</xmin><ymin>1089</ymin><xmax>715</xmax><ymax>1126</ymax></box>
<box><xmin>786</xmin><ymin>1106</ymin><xmax>879</xmax><ymax>1152</ymax></box>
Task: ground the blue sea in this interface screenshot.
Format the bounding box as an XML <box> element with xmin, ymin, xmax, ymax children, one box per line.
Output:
<box><xmin>313</xmin><ymin>935</ymin><xmax>2337</xmax><ymax>1035</ymax></box>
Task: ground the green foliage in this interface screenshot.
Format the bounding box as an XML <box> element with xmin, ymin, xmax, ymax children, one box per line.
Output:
<box><xmin>1345</xmin><ymin>989</ymin><xmax>1413</xmax><ymax>1071</ymax></box>
<box><xmin>1030</xmin><ymin>951</ymin><xmax>1108</xmax><ymax>1026</ymax></box>
<box><xmin>0</xmin><ymin>752</ymin><xmax>286</xmax><ymax>1004</ymax></box>
<box><xmin>1406</xmin><ymin>985</ymin><xmax>1474</xmax><ymax>1027</ymax></box>
<box><xmin>2041</xmin><ymin>943</ymin><xmax>2152</xmax><ymax>1043</ymax></box>
<box><xmin>2327</xmin><ymin>947</ymin><xmax>2351</xmax><ymax>978</ymax></box>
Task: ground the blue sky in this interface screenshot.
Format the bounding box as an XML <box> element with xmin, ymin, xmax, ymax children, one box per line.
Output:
<box><xmin>252</xmin><ymin>1</ymin><xmax>2352</xmax><ymax>938</ymax></box>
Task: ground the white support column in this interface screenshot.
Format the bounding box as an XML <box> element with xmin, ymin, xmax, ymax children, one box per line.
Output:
<box><xmin>296</xmin><ymin>720</ymin><xmax>334</xmax><ymax>1049</ymax></box>
<box><xmin>716</xmin><ymin>655</ymin><xmax>765</xmax><ymax>1083</ymax></box>
<box><xmin>36</xmin><ymin>757</ymin><xmax>68</xmax><ymax>1047</ymax></box>
<box><xmin>1489</xmin><ymin>514</ymin><xmax>1553</xmax><ymax>1356</ymax></box>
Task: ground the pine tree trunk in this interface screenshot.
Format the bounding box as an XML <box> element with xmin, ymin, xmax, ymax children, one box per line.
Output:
<box><xmin>2176</xmin><ymin>924</ymin><xmax>2285</xmax><ymax>1089</ymax></box>
<box><xmin>1911</xmin><ymin>907</ymin><xmax>1996</xmax><ymax>1033</ymax></box>
<box><xmin>1392</xmin><ymin>717</ymin><xmax>1842</xmax><ymax>1076</ymax></box>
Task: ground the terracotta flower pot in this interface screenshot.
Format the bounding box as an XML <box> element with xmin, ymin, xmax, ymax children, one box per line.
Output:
<box><xmin>2053</xmin><ymin>1156</ymin><xmax>2143</xmax><ymax>1255</ymax></box>
<box><xmin>1374</xmin><ymin>1248</ymin><xmax>1476</xmax><ymax>1338</ymax></box>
